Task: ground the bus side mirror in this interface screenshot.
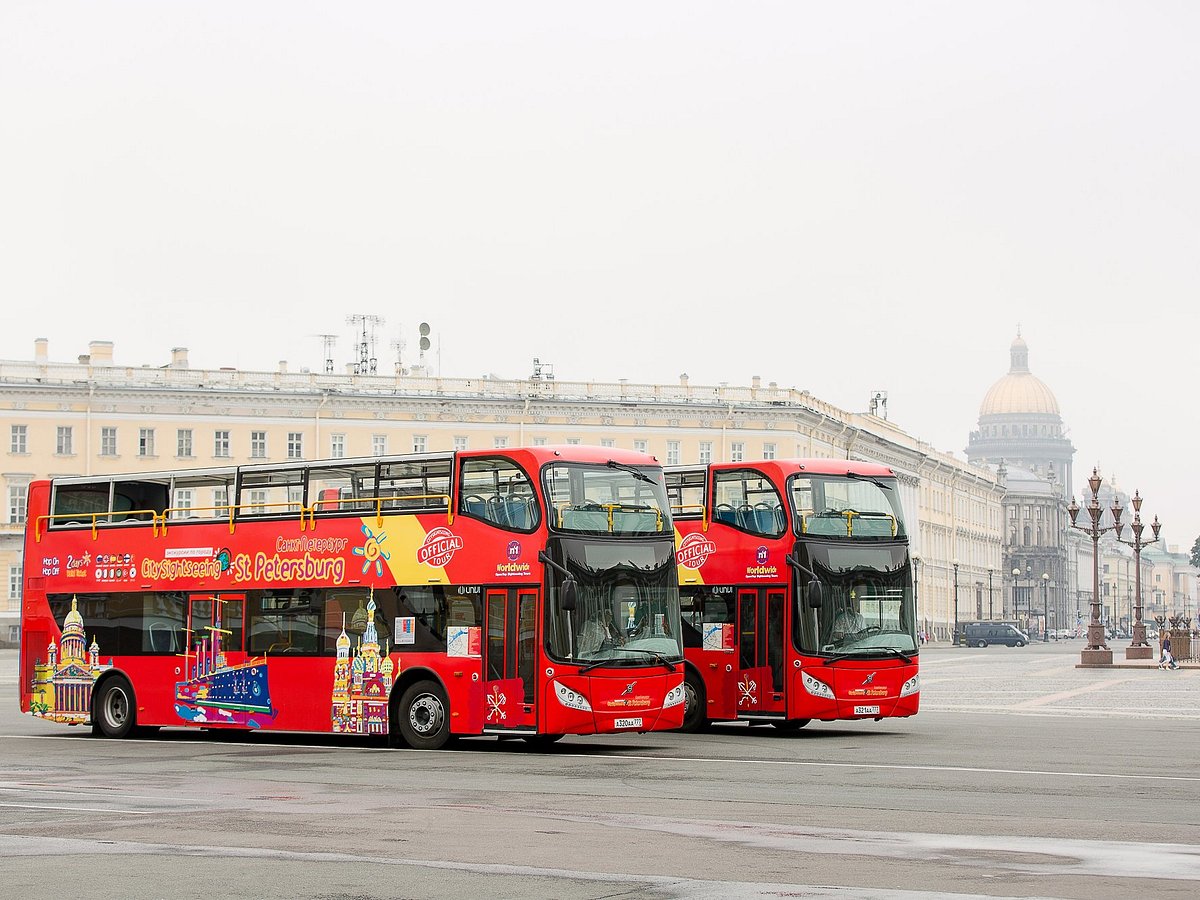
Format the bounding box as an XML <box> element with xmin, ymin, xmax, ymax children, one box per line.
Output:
<box><xmin>806</xmin><ymin>581</ymin><xmax>824</xmax><ymax>609</ymax></box>
<box><xmin>560</xmin><ymin>576</ymin><xmax>578</xmax><ymax>612</ymax></box>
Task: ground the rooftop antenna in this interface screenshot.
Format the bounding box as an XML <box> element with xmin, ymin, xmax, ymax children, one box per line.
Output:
<box><xmin>418</xmin><ymin>322</ymin><xmax>431</xmax><ymax>368</ymax></box>
<box><xmin>531</xmin><ymin>358</ymin><xmax>555</xmax><ymax>381</ymax></box>
<box><xmin>346</xmin><ymin>314</ymin><xmax>384</xmax><ymax>375</ymax></box>
<box><xmin>391</xmin><ymin>333</ymin><xmax>407</xmax><ymax>375</ymax></box>
<box><xmin>316</xmin><ymin>334</ymin><xmax>338</xmax><ymax>374</ymax></box>
<box><xmin>869</xmin><ymin>390</ymin><xmax>888</xmax><ymax>420</ymax></box>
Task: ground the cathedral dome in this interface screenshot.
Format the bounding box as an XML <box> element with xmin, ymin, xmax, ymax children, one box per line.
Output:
<box><xmin>980</xmin><ymin>334</ymin><xmax>1060</xmax><ymax>417</ymax></box>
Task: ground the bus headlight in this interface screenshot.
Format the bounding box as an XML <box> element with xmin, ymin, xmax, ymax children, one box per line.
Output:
<box><xmin>801</xmin><ymin>670</ymin><xmax>834</xmax><ymax>699</ymax></box>
<box><xmin>662</xmin><ymin>683</ymin><xmax>685</xmax><ymax>709</ymax></box>
<box><xmin>554</xmin><ymin>682</ymin><xmax>592</xmax><ymax>712</ymax></box>
<box><xmin>899</xmin><ymin>674</ymin><xmax>920</xmax><ymax>698</ymax></box>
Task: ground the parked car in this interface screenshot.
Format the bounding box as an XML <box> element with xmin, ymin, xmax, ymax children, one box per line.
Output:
<box><xmin>963</xmin><ymin>622</ymin><xmax>1029</xmax><ymax>648</ymax></box>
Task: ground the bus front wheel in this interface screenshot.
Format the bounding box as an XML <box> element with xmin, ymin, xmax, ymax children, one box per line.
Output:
<box><xmin>396</xmin><ymin>680</ymin><xmax>451</xmax><ymax>750</ymax></box>
<box><xmin>680</xmin><ymin>670</ymin><xmax>709</xmax><ymax>733</ymax></box>
<box><xmin>93</xmin><ymin>676</ymin><xmax>136</xmax><ymax>739</ymax></box>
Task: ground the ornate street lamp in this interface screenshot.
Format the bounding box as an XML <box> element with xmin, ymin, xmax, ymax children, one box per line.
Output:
<box><xmin>987</xmin><ymin>567</ymin><xmax>994</xmax><ymax>620</ymax></box>
<box><xmin>1113</xmin><ymin>489</ymin><xmax>1161</xmax><ymax>660</ymax></box>
<box><xmin>952</xmin><ymin>558</ymin><xmax>960</xmax><ymax>645</ymax></box>
<box><xmin>1068</xmin><ymin>467</ymin><xmax>1123</xmax><ymax>665</ymax></box>
<box><xmin>1041</xmin><ymin>573</ymin><xmax>1050</xmax><ymax>642</ymax></box>
<box><xmin>1011</xmin><ymin>566</ymin><xmax>1020</xmax><ymax>624</ymax></box>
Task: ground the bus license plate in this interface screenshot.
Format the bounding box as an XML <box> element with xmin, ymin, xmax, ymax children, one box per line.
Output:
<box><xmin>613</xmin><ymin>717</ymin><xmax>643</xmax><ymax>729</ymax></box>
<box><xmin>853</xmin><ymin>705</ymin><xmax>881</xmax><ymax>716</ymax></box>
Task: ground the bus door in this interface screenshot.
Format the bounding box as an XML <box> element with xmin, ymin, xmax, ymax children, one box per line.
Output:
<box><xmin>736</xmin><ymin>588</ymin><xmax>787</xmax><ymax>716</ymax></box>
<box><xmin>482</xmin><ymin>588</ymin><xmax>538</xmax><ymax>731</ymax></box>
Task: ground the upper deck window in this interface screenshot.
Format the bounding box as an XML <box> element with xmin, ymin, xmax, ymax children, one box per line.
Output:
<box><xmin>712</xmin><ymin>469</ymin><xmax>785</xmax><ymax>537</ymax></box>
<box><xmin>544</xmin><ymin>461</ymin><xmax>669</xmax><ymax>535</ymax></box>
<box><xmin>458</xmin><ymin>457</ymin><xmax>539</xmax><ymax>532</ymax></box>
<box><xmin>790</xmin><ymin>472</ymin><xmax>906</xmax><ymax>539</ymax></box>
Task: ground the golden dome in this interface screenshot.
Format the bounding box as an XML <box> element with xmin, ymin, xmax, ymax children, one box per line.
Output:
<box><xmin>980</xmin><ymin>334</ymin><xmax>1060</xmax><ymax>417</ymax></box>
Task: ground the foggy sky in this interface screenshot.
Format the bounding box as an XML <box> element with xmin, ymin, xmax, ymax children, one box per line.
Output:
<box><xmin>2</xmin><ymin>2</ymin><xmax>1197</xmax><ymax>548</ymax></box>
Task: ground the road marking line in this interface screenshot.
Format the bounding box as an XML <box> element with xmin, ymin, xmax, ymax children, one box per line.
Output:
<box><xmin>1007</xmin><ymin>676</ymin><xmax>1130</xmax><ymax>709</ymax></box>
<box><xmin>0</xmin><ymin>802</ymin><xmax>152</xmax><ymax>814</ymax></box>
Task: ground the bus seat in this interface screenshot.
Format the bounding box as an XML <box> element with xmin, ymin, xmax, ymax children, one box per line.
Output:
<box><xmin>505</xmin><ymin>499</ymin><xmax>533</xmax><ymax>529</ymax></box>
<box><xmin>713</xmin><ymin>504</ymin><xmax>738</xmax><ymax>526</ymax></box>
<box><xmin>562</xmin><ymin>509</ymin><xmax>609</xmax><ymax>531</ymax></box>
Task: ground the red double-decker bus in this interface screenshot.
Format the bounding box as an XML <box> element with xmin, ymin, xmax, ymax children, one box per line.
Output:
<box><xmin>666</xmin><ymin>459</ymin><xmax>919</xmax><ymax>732</ymax></box>
<box><xmin>19</xmin><ymin>446</ymin><xmax>684</xmax><ymax>749</ymax></box>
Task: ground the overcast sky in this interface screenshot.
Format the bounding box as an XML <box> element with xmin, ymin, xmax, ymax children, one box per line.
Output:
<box><xmin>3</xmin><ymin>2</ymin><xmax>1197</xmax><ymax>549</ymax></box>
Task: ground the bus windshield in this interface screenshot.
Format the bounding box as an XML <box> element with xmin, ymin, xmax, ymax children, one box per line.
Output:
<box><xmin>543</xmin><ymin>461</ymin><xmax>670</xmax><ymax>535</ymax></box>
<box><xmin>790</xmin><ymin>473</ymin><xmax>906</xmax><ymax>539</ymax></box>
<box><xmin>546</xmin><ymin>538</ymin><xmax>683</xmax><ymax>667</ymax></box>
<box><xmin>797</xmin><ymin>543</ymin><xmax>918</xmax><ymax>656</ymax></box>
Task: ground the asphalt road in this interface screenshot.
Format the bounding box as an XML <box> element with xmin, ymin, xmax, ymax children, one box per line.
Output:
<box><xmin>2</xmin><ymin>642</ymin><xmax>1198</xmax><ymax>899</ymax></box>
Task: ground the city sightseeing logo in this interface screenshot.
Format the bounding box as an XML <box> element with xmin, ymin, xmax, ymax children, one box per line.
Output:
<box><xmin>418</xmin><ymin>527</ymin><xmax>464</xmax><ymax>567</ymax></box>
<box><xmin>677</xmin><ymin>532</ymin><xmax>716</xmax><ymax>569</ymax></box>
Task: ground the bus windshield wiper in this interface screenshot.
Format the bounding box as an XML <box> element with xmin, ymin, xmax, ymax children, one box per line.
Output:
<box><xmin>606</xmin><ymin>459</ymin><xmax>657</xmax><ymax>485</ymax></box>
<box><xmin>580</xmin><ymin>647</ymin><xmax>678</xmax><ymax>673</ymax></box>
<box><xmin>823</xmin><ymin>647</ymin><xmax>912</xmax><ymax>665</ymax></box>
<box><xmin>846</xmin><ymin>471</ymin><xmax>892</xmax><ymax>491</ymax></box>
<box><xmin>607</xmin><ymin>646</ymin><xmax>677</xmax><ymax>672</ymax></box>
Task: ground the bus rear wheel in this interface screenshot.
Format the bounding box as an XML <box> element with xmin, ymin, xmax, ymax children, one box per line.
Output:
<box><xmin>93</xmin><ymin>676</ymin><xmax>136</xmax><ymax>739</ymax></box>
<box><xmin>680</xmin><ymin>670</ymin><xmax>709</xmax><ymax>733</ymax></box>
<box><xmin>395</xmin><ymin>680</ymin><xmax>451</xmax><ymax>750</ymax></box>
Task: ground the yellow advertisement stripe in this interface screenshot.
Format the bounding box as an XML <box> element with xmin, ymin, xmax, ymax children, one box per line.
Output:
<box><xmin>675</xmin><ymin>527</ymin><xmax>707</xmax><ymax>586</ymax></box>
<box><xmin>366</xmin><ymin>516</ymin><xmax>451</xmax><ymax>584</ymax></box>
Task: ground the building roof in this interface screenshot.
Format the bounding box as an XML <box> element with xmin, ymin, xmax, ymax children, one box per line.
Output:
<box><xmin>980</xmin><ymin>334</ymin><xmax>1061</xmax><ymax>417</ymax></box>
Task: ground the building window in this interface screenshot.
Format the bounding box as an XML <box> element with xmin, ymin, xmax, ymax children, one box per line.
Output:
<box><xmin>666</xmin><ymin>441</ymin><xmax>680</xmax><ymax>466</ymax></box>
<box><xmin>413</xmin><ymin>435</ymin><xmax>428</xmax><ymax>454</ymax></box>
<box><xmin>494</xmin><ymin>436</ymin><xmax>510</xmax><ymax>449</ymax></box>
<box><xmin>699</xmin><ymin>441</ymin><xmax>713</xmax><ymax>464</ymax></box>
<box><xmin>177</xmin><ymin>428</ymin><xmax>193</xmax><ymax>458</ymax></box>
<box><xmin>172</xmin><ymin>489</ymin><xmax>193</xmax><ymax>518</ymax></box>
<box><xmin>372</xmin><ymin>434</ymin><xmax>387</xmax><ymax>456</ymax></box>
<box><xmin>287</xmin><ymin>432</ymin><xmax>303</xmax><ymax>460</ymax></box>
<box><xmin>138</xmin><ymin>428</ymin><xmax>156</xmax><ymax>457</ymax></box>
<box><xmin>56</xmin><ymin>426</ymin><xmax>73</xmax><ymax>456</ymax></box>
<box><xmin>633</xmin><ymin>440</ymin><xmax>648</xmax><ymax>454</ymax></box>
<box><xmin>214</xmin><ymin>430</ymin><xmax>231</xmax><ymax>458</ymax></box>
<box><xmin>288</xmin><ymin>486</ymin><xmax>304</xmax><ymax>509</ymax></box>
<box><xmin>101</xmin><ymin>427</ymin><xmax>118</xmax><ymax>457</ymax></box>
<box><xmin>248</xmin><ymin>489</ymin><xmax>267</xmax><ymax>513</ymax></box>
<box><xmin>250</xmin><ymin>431</ymin><xmax>267</xmax><ymax>459</ymax></box>
<box><xmin>330</xmin><ymin>434</ymin><xmax>346</xmax><ymax>458</ymax></box>
<box><xmin>8</xmin><ymin>483</ymin><xmax>28</xmax><ymax>525</ymax></box>
<box><xmin>214</xmin><ymin>486</ymin><xmax>229</xmax><ymax>512</ymax></box>
<box><xmin>564</xmin><ymin>438</ymin><xmax>579</xmax><ymax>446</ymax></box>
<box><xmin>731</xmin><ymin>441</ymin><xmax>744</xmax><ymax>463</ymax></box>
<box><xmin>9</xmin><ymin>425</ymin><xmax>27</xmax><ymax>454</ymax></box>
<box><xmin>600</xmin><ymin>438</ymin><xmax>615</xmax><ymax>448</ymax></box>
<box><xmin>453</xmin><ymin>436</ymin><xmax>468</xmax><ymax>452</ymax></box>
<box><xmin>9</xmin><ymin>564</ymin><xmax>21</xmax><ymax>602</ymax></box>
<box><xmin>763</xmin><ymin>442</ymin><xmax>776</xmax><ymax>460</ymax></box>
<box><xmin>532</xmin><ymin>438</ymin><xmax>547</xmax><ymax>446</ymax></box>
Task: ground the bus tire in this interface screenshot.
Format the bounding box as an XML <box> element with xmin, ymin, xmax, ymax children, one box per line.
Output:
<box><xmin>93</xmin><ymin>676</ymin><xmax>136</xmax><ymax>739</ymax></box>
<box><xmin>771</xmin><ymin>718</ymin><xmax>811</xmax><ymax>732</ymax></box>
<box><xmin>680</xmin><ymin>669</ymin><xmax>709</xmax><ymax>733</ymax></box>
<box><xmin>396</xmin><ymin>680</ymin><xmax>451</xmax><ymax>750</ymax></box>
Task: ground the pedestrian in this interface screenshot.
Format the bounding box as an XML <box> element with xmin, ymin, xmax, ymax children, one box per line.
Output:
<box><xmin>1159</xmin><ymin>634</ymin><xmax>1178</xmax><ymax>670</ymax></box>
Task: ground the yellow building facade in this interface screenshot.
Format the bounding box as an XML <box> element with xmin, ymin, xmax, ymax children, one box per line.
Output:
<box><xmin>2</xmin><ymin>338</ymin><xmax>1005</xmax><ymax>643</ymax></box>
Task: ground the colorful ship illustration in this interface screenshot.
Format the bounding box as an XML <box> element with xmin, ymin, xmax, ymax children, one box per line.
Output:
<box><xmin>175</xmin><ymin>603</ymin><xmax>274</xmax><ymax>728</ymax></box>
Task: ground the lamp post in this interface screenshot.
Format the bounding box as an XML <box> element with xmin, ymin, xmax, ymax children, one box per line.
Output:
<box><xmin>1041</xmin><ymin>573</ymin><xmax>1050</xmax><ymax>642</ymax></box>
<box><xmin>1113</xmin><ymin>489</ymin><xmax>1161</xmax><ymax>660</ymax></box>
<box><xmin>987</xmin><ymin>568</ymin><xmax>994</xmax><ymax>620</ymax></box>
<box><xmin>1068</xmin><ymin>467</ymin><xmax>1123</xmax><ymax>665</ymax></box>
<box><xmin>952</xmin><ymin>558</ymin><xmax>960</xmax><ymax>645</ymax></box>
<box><xmin>1011</xmin><ymin>566</ymin><xmax>1020</xmax><ymax>624</ymax></box>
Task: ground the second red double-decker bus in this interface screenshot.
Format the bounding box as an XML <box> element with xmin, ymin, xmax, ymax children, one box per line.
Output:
<box><xmin>666</xmin><ymin>459</ymin><xmax>919</xmax><ymax>732</ymax></box>
<box><xmin>19</xmin><ymin>445</ymin><xmax>685</xmax><ymax>749</ymax></box>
